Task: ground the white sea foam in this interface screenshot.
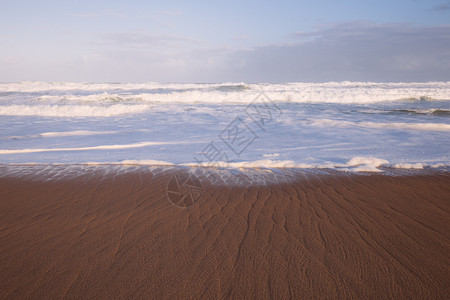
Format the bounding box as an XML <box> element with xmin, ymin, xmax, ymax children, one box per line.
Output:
<box><xmin>309</xmin><ymin>119</ymin><xmax>450</xmax><ymax>132</ymax></box>
<box><xmin>76</xmin><ymin>157</ymin><xmax>448</xmax><ymax>172</ymax></box>
<box><xmin>3</xmin><ymin>130</ymin><xmax>120</xmax><ymax>140</ymax></box>
<box><xmin>392</xmin><ymin>163</ymin><xmax>426</xmax><ymax>169</ymax></box>
<box><xmin>342</xmin><ymin>157</ymin><xmax>390</xmax><ymax>172</ymax></box>
<box><xmin>361</xmin><ymin>108</ymin><xmax>450</xmax><ymax>115</ymax></box>
<box><xmin>0</xmin><ymin>104</ymin><xmax>150</xmax><ymax>117</ymax></box>
<box><xmin>0</xmin><ymin>141</ymin><xmax>186</xmax><ymax>154</ymax></box>
<box><xmin>263</xmin><ymin>153</ymin><xmax>280</xmax><ymax>158</ymax></box>
<box><xmin>38</xmin><ymin>88</ymin><xmax>447</xmax><ymax>104</ymax></box>
<box><xmin>186</xmin><ymin>157</ymin><xmax>450</xmax><ymax>172</ymax></box>
<box><xmin>184</xmin><ymin>157</ymin><xmax>390</xmax><ymax>172</ymax></box>
<box><xmin>40</xmin><ymin>130</ymin><xmax>118</xmax><ymax>137</ymax></box>
<box><xmin>1</xmin><ymin>81</ymin><xmax>449</xmax><ymax>104</ymax></box>
<box><xmin>1</xmin><ymin>157</ymin><xmax>448</xmax><ymax>172</ymax></box>
<box><xmin>87</xmin><ymin>159</ymin><xmax>175</xmax><ymax>166</ymax></box>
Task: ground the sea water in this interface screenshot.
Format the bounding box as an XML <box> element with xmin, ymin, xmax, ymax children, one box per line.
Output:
<box><xmin>1</xmin><ymin>81</ymin><xmax>449</xmax><ymax>172</ymax></box>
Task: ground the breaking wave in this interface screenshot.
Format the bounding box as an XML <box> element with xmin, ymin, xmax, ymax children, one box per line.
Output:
<box><xmin>0</xmin><ymin>81</ymin><xmax>449</xmax><ymax>105</ymax></box>
<box><xmin>0</xmin><ymin>104</ymin><xmax>150</xmax><ymax>117</ymax></box>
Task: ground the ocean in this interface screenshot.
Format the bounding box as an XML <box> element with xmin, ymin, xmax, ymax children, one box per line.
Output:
<box><xmin>1</xmin><ymin>81</ymin><xmax>449</xmax><ymax>172</ymax></box>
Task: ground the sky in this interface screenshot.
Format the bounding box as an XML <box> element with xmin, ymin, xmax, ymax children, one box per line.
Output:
<box><xmin>1</xmin><ymin>0</ymin><xmax>449</xmax><ymax>83</ymax></box>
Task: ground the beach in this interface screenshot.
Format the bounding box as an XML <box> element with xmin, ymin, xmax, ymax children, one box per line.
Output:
<box><xmin>2</xmin><ymin>0</ymin><xmax>450</xmax><ymax>298</ymax></box>
<box><xmin>1</xmin><ymin>165</ymin><xmax>448</xmax><ymax>299</ymax></box>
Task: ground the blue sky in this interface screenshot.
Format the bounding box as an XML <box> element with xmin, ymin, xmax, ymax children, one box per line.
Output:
<box><xmin>1</xmin><ymin>0</ymin><xmax>449</xmax><ymax>82</ymax></box>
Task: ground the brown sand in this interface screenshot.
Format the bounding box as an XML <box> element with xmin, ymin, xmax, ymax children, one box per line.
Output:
<box><xmin>0</xmin><ymin>166</ymin><xmax>449</xmax><ymax>299</ymax></box>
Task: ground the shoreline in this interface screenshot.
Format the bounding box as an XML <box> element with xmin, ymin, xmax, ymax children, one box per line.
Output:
<box><xmin>1</xmin><ymin>165</ymin><xmax>449</xmax><ymax>298</ymax></box>
<box><xmin>1</xmin><ymin>162</ymin><xmax>450</xmax><ymax>178</ymax></box>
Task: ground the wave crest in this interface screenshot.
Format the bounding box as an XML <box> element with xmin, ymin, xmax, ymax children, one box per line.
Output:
<box><xmin>0</xmin><ymin>104</ymin><xmax>150</xmax><ymax>117</ymax></box>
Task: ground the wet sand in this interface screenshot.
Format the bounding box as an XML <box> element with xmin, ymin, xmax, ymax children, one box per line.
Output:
<box><xmin>0</xmin><ymin>165</ymin><xmax>449</xmax><ymax>299</ymax></box>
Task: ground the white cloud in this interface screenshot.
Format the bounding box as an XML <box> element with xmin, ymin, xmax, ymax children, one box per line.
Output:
<box><xmin>1</xmin><ymin>22</ymin><xmax>449</xmax><ymax>83</ymax></box>
<box><xmin>218</xmin><ymin>22</ymin><xmax>450</xmax><ymax>82</ymax></box>
<box><xmin>432</xmin><ymin>1</ymin><xmax>450</xmax><ymax>11</ymax></box>
<box><xmin>59</xmin><ymin>22</ymin><xmax>450</xmax><ymax>82</ymax></box>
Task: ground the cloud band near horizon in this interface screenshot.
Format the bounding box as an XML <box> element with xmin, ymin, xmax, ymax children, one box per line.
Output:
<box><xmin>1</xmin><ymin>22</ymin><xmax>449</xmax><ymax>83</ymax></box>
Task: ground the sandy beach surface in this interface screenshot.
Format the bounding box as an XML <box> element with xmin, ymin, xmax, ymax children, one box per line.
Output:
<box><xmin>0</xmin><ymin>165</ymin><xmax>449</xmax><ymax>299</ymax></box>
